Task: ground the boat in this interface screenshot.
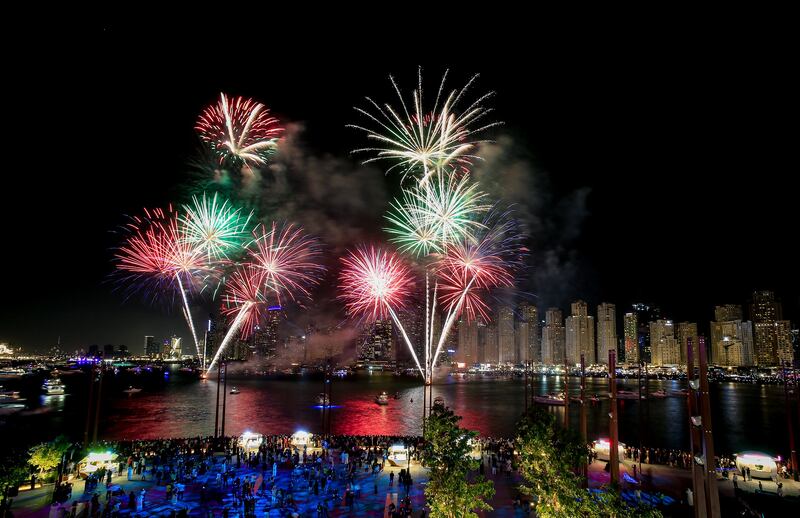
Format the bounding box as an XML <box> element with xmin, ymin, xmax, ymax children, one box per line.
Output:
<box><xmin>617</xmin><ymin>390</ymin><xmax>644</xmax><ymax>400</ymax></box>
<box><xmin>123</xmin><ymin>386</ymin><xmax>142</xmax><ymax>394</ymax></box>
<box><xmin>534</xmin><ymin>392</ymin><xmax>566</xmax><ymax>406</ymax></box>
<box><xmin>375</xmin><ymin>391</ymin><xmax>390</xmax><ymax>405</ymax></box>
<box><xmin>41</xmin><ymin>378</ymin><xmax>65</xmax><ymax>395</ymax></box>
<box><xmin>0</xmin><ymin>387</ymin><xmax>24</xmax><ymax>404</ymax></box>
<box><xmin>393</xmin><ymin>391</ymin><xmax>400</xmax><ymax>399</ymax></box>
<box><xmin>0</xmin><ymin>367</ymin><xmax>26</xmax><ymax>379</ymax></box>
<box><xmin>669</xmin><ymin>389</ymin><xmax>689</xmax><ymax>397</ymax></box>
<box><xmin>230</xmin><ymin>387</ymin><xmax>241</xmax><ymax>394</ymax></box>
<box><xmin>651</xmin><ymin>389</ymin><xmax>668</xmax><ymax>398</ymax></box>
<box><xmin>0</xmin><ymin>403</ymin><xmax>25</xmax><ymax>416</ymax></box>
<box><xmin>317</xmin><ymin>393</ymin><xmax>330</xmax><ymax>406</ymax></box>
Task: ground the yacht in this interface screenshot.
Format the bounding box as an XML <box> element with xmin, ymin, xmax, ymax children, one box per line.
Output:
<box><xmin>123</xmin><ymin>386</ymin><xmax>142</xmax><ymax>394</ymax></box>
<box><xmin>533</xmin><ymin>392</ymin><xmax>566</xmax><ymax>406</ymax></box>
<box><xmin>230</xmin><ymin>387</ymin><xmax>241</xmax><ymax>394</ymax></box>
<box><xmin>317</xmin><ymin>393</ymin><xmax>330</xmax><ymax>406</ymax></box>
<box><xmin>375</xmin><ymin>391</ymin><xmax>390</xmax><ymax>405</ymax></box>
<box><xmin>616</xmin><ymin>390</ymin><xmax>644</xmax><ymax>400</ymax></box>
<box><xmin>42</xmin><ymin>378</ymin><xmax>66</xmax><ymax>395</ymax></box>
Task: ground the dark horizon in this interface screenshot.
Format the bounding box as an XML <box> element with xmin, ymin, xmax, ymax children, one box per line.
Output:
<box><xmin>1</xmin><ymin>30</ymin><xmax>797</xmax><ymax>352</ymax></box>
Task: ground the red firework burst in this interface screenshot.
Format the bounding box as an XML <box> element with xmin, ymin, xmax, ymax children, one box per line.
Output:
<box><xmin>338</xmin><ymin>246</ymin><xmax>415</xmax><ymax>320</ymax></box>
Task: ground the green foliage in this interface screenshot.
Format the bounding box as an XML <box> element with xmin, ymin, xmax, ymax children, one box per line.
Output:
<box><xmin>28</xmin><ymin>436</ymin><xmax>70</xmax><ymax>474</ymax></box>
<box><xmin>421</xmin><ymin>405</ymin><xmax>494</xmax><ymax>518</ymax></box>
<box><xmin>0</xmin><ymin>448</ymin><xmax>28</xmax><ymax>493</ymax></box>
<box><xmin>515</xmin><ymin>407</ymin><xmax>662</xmax><ymax>518</ymax></box>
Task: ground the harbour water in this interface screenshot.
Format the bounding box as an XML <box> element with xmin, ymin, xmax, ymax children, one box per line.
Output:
<box><xmin>1</xmin><ymin>367</ymin><xmax>793</xmax><ymax>457</ymax></box>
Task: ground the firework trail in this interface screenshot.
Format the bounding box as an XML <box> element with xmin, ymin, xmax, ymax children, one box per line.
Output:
<box><xmin>349</xmin><ymin>67</ymin><xmax>500</xmax><ymax>186</ymax></box>
<box><xmin>430</xmin><ymin>217</ymin><xmax>522</xmax><ymax>368</ymax></box>
<box><xmin>115</xmin><ymin>207</ymin><xmax>210</xmax><ymax>357</ymax></box>
<box><xmin>338</xmin><ymin>246</ymin><xmax>424</xmax><ymax>376</ymax></box>
<box><xmin>181</xmin><ymin>192</ymin><xmax>252</xmax><ymax>261</ymax></box>
<box><xmin>196</xmin><ymin>93</ymin><xmax>283</xmax><ymax>168</ymax></box>
<box><xmin>206</xmin><ymin>224</ymin><xmax>324</xmax><ymax>372</ymax></box>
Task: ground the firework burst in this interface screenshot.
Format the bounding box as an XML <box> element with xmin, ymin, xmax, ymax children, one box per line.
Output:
<box><xmin>349</xmin><ymin>68</ymin><xmax>500</xmax><ymax>185</ymax></box>
<box><xmin>181</xmin><ymin>192</ymin><xmax>252</xmax><ymax>261</ymax></box>
<box><xmin>246</xmin><ymin>222</ymin><xmax>325</xmax><ymax>305</ymax></box>
<box><xmin>196</xmin><ymin>92</ymin><xmax>283</xmax><ymax>167</ymax></box>
<box><xmin>338</xmin><ymin>246</ymin><xmax>415</xmax><ymax>321</ymax></box>
<box><xmin>385</xmin><ymin>171</ymin><xmax>489</xmax><ymax>257</ymax></box>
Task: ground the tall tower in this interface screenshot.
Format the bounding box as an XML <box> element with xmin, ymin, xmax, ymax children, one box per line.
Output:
<box><xmin>517</xmin><ymin>302</ymin><xmax>540</xmax><ymax>363</ymax></box>
<box><xmin>497</xmin><ymin>306</ymin><xmax>516</xmax><ymax>364</ymax></box>
<box><xmin>632</xmin><ymin>303</ymin><xmax>661</xmax><ymax>363</ymax></box>
<box><xmin>623</xmin><ymin>313</ymin><xmax>638</xmax><ymax>364</ymax></box>
<box><xmin>483</xmin><ymin>322</ymin><xmax>499</xmax><ymax>364</ymax></box>
<box><xmin>543</xmin><ymin>308</ymin><xmax>565</xmax><ymax>365</ymax></box>
<box><xmin>565</xmin><ymin>300</ymin><xmax>595</xmax><ymax>365</ymax></box>
<box><xmin>751</xmin><ymin>291</ymin><xmax>792</xmax><ymax>366</ymax></box>
<box><xmin>596</xmin><ymin>303</ymin><xmax>617</xmax><ymax>365</ymax></box>
<box><xmin>456</xmin><ymin>318</ymin><xmax>479</xmax><ymax>366</ymax></box>
<box><xmin>675</xmin><ymin>322</ymin><xmax>698</xmax><ymax>366</ymax></box>
<box><xmin>650</xmin><ymin>320</ymin><xmax>679</xmax><ymax>366</ymax></box>
<box><xmin>710</xmin><ymin>305</ymin><xmax>754</xmax><ymax>366</ymax></box>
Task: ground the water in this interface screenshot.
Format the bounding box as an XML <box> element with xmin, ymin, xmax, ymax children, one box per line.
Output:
<box><xmin>1</xmin><ymin>368</ymin><xmax>793</xmax><ymax>457</ymax></box>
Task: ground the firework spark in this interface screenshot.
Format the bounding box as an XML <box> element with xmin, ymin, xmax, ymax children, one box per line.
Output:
<box><xmin>115</xmin><ymin>207</ymin><xmax>210</xmax><ymax>356</ymax></box>
<box><xmin>196</xmin><ymin>93</ymin><xmax>283</xmax><ymax>167</ymax></box>
<box><xmin>338</xmin><ymin>246</ymin><xmax>415</xmax><ymax>321</ymax></box>
<box><xmin>349</xmin><ymin>68</ymin><xmax>500</xmax><ymax>185</ymax></box>
<box><xmin>181</xmin><ymin>192</ymin><xmax>252</xmax><ymax>261</ymax></box>
<box><xmin>246</xmin><ymin>222</ymin><xmax>325</xmax><ymax>305</ymax></box>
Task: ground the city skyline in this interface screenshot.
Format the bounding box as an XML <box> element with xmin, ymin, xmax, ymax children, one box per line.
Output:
<box><xmin>2</xmin><ymin>36</ymin><xmax>798</xmax><ymax>352</ymax></box>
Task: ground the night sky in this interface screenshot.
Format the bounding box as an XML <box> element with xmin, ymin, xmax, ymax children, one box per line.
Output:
<box><xmin>1</xmin><ymin>29</ymin><xmax>796</xmax><ymax>352</ymax></box>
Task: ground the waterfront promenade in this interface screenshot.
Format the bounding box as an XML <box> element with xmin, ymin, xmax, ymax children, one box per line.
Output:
<box><xmin>8</xmin><ymin>443</ymin><xmax>800</xmax><ymax>517</ymax></box>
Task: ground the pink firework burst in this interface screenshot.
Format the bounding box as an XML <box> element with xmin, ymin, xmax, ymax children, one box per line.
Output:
<box><xmin>338</xmin><ymin>246</ymin><xmax>415</xmax><ymax>320</ymax></box>
<box><xmin>246</xmin><ymin>222</ymin><xmax>325</xmax><ymax>305</ymax></box>
<box><xmin>436</xmin><ymin>226</ymin><xmax>515</xmax><ymax>322</ymax></box>
<box><xmin>195</xmin><ymin>92</ymin><xmax>284</xmax><ymax>167</ymax></box>
<box><xmin>115</xmin><ymin>207</ymin><xmax>210</xmax><ymax>302</ymax></box>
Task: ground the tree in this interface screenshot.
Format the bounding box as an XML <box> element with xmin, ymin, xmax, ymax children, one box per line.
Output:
<box><xmin>0</xmin><ymin>448</ymin><xmax>28</xmax><ymax>498</ymax></box>
<box><xmin>516</xmin><ymin>407</ymin><xmax>661</xmax><ymax>517</ymax></box>
<box><xmin>28</xmin><ymin>436</ymin><xmax>71</xmax><ymax>476</ymax></box>
<box><xmin>421</xmin><ymin>405</ymin><xmax>494</xmax><ymax>518</ymax></box>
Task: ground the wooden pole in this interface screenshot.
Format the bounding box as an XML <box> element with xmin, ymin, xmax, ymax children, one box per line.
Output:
<box><xmin>609</xmin><ymin>350</ymin><xmax>619</xmax><ymax>487</ymax></box>
<box><xmin>698</xmin><ymin>337</ymin><xmax>720</xmax><ymax>517</ymax></box>
<box><xmin>686</xmin><ymin>338</ymin><xmax>707</xmax><ymax>518</ymax></box>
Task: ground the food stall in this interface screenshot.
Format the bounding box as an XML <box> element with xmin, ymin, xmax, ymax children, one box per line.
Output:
<box><xmin>592</xmin><ymin>439</ymin><xmax>626</xmax><ymax>461</ymax></box>
<box><xmin>291</xmin><ymin>430</ymin><xmax>312</xmax><ymax>448</ymax></box>
<box><xmin>735</xmin><ymin>452</ymin><xmax>778</xmax><ymax>479</ymax></box>
<box><xmin>238</xmin><ymin>431</ymin><xmax>264</xmax><ymax>453</ymax></box>
<box><xmin>78</xmin><ymin>452</ymin><xmax>117</xmax><ymax>479</ymax></box>
<box><xmin>388</xmin><ymin>444</ymin><xmax>408</xmax><ymax>466</ymax></box>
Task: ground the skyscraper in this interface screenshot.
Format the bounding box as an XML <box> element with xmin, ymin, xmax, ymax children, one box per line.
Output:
<box><xmin>517</xmin><ymin>302</ymin><xmax>540</xmax><ymax>364</ymax></box>
<box><xmin>623</xmin><ymin>313</ymin><xmax>638</xmax><ymax>363</ymax></box>
<box><xmin>632</xmin><ymin>303</ymin><xmax>661</xmax><ymax>363</ymax></box>
<box><xmin>565</xmin><ymin>300</ymin><xmax>595</xmax><ymax>365</ymax></box>
<box><xmin>456</xmin><ymin>318</ymin><xmax>479</xmax><ymax>365</ymax></box>
<box><xmin>596</xmin><ymin>303</ymin><xmax>617</xmax><ymax>365</ymax></box>
<box><xmin>358</xmin><ymin>319</ymin><xmax>394</xmax><ymax>363</ymax></box>
<box><xmin>483</xmin><ymin>322</ymin><xmax>499</xmax><ymax>364</ymax></box>
<box><xmin>751</xmin><ymin>291</ymin><xmax>793</xmax><ymax>366</ymax></box>
<box><xmin>144</xmin><ymin>335</ymin><xmax>158</xmax><ymax>358</ymax></box>
<box><xmin>542</xmin><ymin>308</ymin><xmax>565</xmax><ymax>365</ymax></box>
<box><xmin>715</xmin><ymin>304</ymin><xmax>743</xmax><ymax>322</ymax></box>
<box><xmin>675</xmin><ymin>322</ymin><xmax>698</xmax><ymax>366</ymax></box>
<box><xmin>650</xmin><ymin>320</ymin><xmax>679</xmax><ymax>366</ymax></box>
<box><xmin>710</xmin><ymin>318</ymin><xmax>754</xmax><ymax>367</ymax></box>
<box><xmin>498</xmin><ymin>306</ymin><xmax>516</xmax><ymax>364</ymax></box>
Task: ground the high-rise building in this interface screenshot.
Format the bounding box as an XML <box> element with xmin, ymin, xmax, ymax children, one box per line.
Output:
<box><xmin>710</xmin><ymin>318</ymin><xmax>754</xmax><ymax>366</ymax></box>
<box><xmin>675</xmin><ymin>322</ymin><xmax>698</xmax><ymax>365</ymax></box>
<box><xmin>475</xmin><ymin>320</ymin><xmax>487</xmax><ymax>363</ymax></box>
<box><xmin>169</xmin><ymin>336</ymin><xmax>182</xmax><ymax>359</ymax></box>
<box><xmin>751</xmin><ymin>291</ymin><xmax>793</xmax><ymax>366</ymax></box>
<box><xmin>542</xmin><ymin>308</ymin><xmax>565</xmax><ymax>365</ymax></box>
<box><xmin>650</xmin><ymin>320</ymin><xmax>679</xmax><ymax>366</ymax></box>
<box><xmin>516</xmin><ymin>302</ymin><xmax>540</xmax><ymax>364</ymax></box>
<box><xmin>358</xmin><ymin>319</ymin><xmax>394</xmax><ymax>363</ymax></box>
<box><xmin>483</xmin><ymin>322</ymin><xmax>499</xmax><ymax>364</ymax></box>
<box><xmin>631</xmin><ymin>303</ymin><xmax>661</xmax><ymax>363</ymax></box>
<box><xmin>596</xmin><ymin>303</ymin><xmax>617</xmax><ymax>365</ymax></box>
<box><xmin>144</xmin><ymin>335</ymin><xmax>158</xmax><ymax>358</ymax></box>
<box><xmin>565</xmin><ymin>300</ymin><xmax>595</xmax><ymax>365</ymax></box>
<box><xmin>456</xmin><ymin>318</ymin><xmax>479</xmax><ymax>365</ymax></box>
<box><xmin>623</xmin><ymin>313</ymin><xmax>638</xmax><ymax>364</ymax></box>
<box><xmin>715</xmin><ymin>304</ymin><xmax>743</xmax><ymax>322</ymax></box>
<box><xmin>498</xmin><ymin>306</ymin><xmax>516</xmax><ymax>364</ymax></box>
